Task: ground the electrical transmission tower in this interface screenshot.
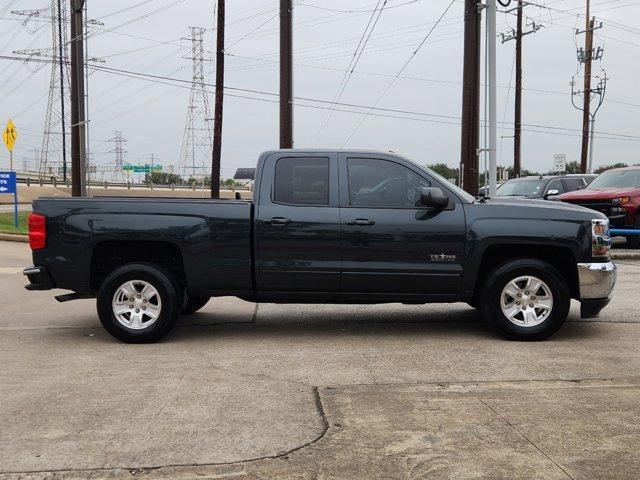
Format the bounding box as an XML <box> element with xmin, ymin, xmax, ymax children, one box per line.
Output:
<box><xmin>13</xmin><ymin>1</ymin><xmax>71</xmax><ymax>180</ymax></box>
<box><xmin>107</xmin><ymin>131</ymin><xmax>127</xmax><ymax>181</ymax></box>
<box><xmin>178</xmin><ymin>27</ymin><xmax>213</xmax><ymax>180</ymax></box>
<box><xmin>571</xmin><ymin>0</ymin><xmax>607</xmax><ymax>174</ymax></box>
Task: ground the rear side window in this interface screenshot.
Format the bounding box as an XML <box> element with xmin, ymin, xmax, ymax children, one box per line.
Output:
<box><xmin>563</xmin><ymin>178</ymin><xmax>583</xmax><ymax>192</ymax></box>
<box><xmin>273</xmin><ymin>157</ymin><xmax>329</xmax><ymax>205</ymax></box>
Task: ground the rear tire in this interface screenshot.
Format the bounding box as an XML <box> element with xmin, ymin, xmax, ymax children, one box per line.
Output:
<box><xmin>480</xmin><ymin>258</ymin><xmax>570</xmax><ymax>341</ymax></box>
<box><xmin>182</xmin><ymin>296</ymin><xmax>210</xmax><ymax>315</ymax></box>
<box><xmin>97</xmin><ymin>263</ymin><xmax>181</xmax><ymax>343</ymax></box>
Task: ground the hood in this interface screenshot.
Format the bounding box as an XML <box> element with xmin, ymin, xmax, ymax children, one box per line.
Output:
<box><xmin>479</xmin><ymin>196</ymin><xmax>606</xmax><ymax>221</ymax></box>
<box><xmin>559</xmin><ymin>187</ymin><xmax>640</xmax><ymax>200</ymax></box>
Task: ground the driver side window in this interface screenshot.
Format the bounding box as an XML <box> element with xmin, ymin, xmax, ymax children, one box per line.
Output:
<box><xmin>347</xmin><ymin>158</ymin><xmax>430</xmax><ymax>208</ymax></box>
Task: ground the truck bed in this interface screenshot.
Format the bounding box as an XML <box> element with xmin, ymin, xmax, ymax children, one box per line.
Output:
<box><xmin>31</xmin><ymin>197</ymin><xmax>254</xmax><ymax>296</ymax></box>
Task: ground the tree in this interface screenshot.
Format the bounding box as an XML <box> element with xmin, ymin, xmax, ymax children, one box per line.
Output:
<box><xmin>594</xmin><ymin>163</ymin><xmax>627</xmax><ymax>174</ymax></box>
<box><xmin>427</xmin><ymin>163</ymin><xmax>458</xmax><ymax>182</ymax></box>
<box><xmin>144</xmin><ymin>171</ymin><xmax>183</xmax><ymax>185</ymax></box>
<box><xmin>564</xmin><ymin>161</ymin><xmax>581</xmax><ymax>174</ymax></box>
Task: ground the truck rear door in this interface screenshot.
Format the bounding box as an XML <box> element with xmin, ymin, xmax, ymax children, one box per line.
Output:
<box><xmin>255</xmin><ymin>152</ymin><xmax>341</xmax><ymax>292</ymax></box>
<box><xmin>338</xmin><ymin>153</ymin><xmax>466</xmax><ymax>296</ymax></box>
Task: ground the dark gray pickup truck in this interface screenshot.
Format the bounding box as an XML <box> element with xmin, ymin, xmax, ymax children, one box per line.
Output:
<box><xmin>23</xmin><ymin>150</ymin><xmax>617</xmax><ymax>343</ymax></box>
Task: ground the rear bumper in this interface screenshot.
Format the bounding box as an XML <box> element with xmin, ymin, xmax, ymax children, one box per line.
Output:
<box><xmin>577</xmin><ymin>261</ymin><xmax>617</xmax><ymax>318</ymax></box>
<box><xmin>23</xmin><ymin>265</ymin><xmax>55</xmax><ymax>291</ymax></box>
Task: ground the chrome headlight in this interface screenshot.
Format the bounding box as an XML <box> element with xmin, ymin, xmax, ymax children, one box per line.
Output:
<box><xmin>612</xmin><ymin>197</ymin><xmax>630</xmax><ymax>204</ymax></box>
<box><xmin>592</xmin><ymin>218</ymin><xmax>611</xmax><ymax>258</ymax></box>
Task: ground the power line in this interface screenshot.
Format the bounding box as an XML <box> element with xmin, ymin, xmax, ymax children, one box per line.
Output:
<box><xmin>313</xmin><ymin>0</ymin><xmax>388</xmax><ymax>146</ymax></box>
<box><xmin>340</xmin><ymin>0</ymin><xmax>457</xmax><ymax>147</ymax></box>
<box><xmin>84</xmin><ymin>62</ymin><xmax>640</xmax><ymax>141</ymax></box>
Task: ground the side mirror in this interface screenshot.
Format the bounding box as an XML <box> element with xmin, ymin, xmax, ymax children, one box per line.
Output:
<box><xmin>545</xmin><ymin>189</ymin><xmax>560</xmax><ymax>198</ymax></box>
<box><xmin>420</xmin><ymin>187</ymin><xmax>449</xmax><ymax>209</ymax></box>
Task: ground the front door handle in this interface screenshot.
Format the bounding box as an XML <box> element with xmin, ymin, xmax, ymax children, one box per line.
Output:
<box><xmin>267</xmin><ymin>217</ymin><xmax>291</xmax><ymax>226</ymax></box>
<box><xmin>345</xmin><ymin>218</ymin><xmax>375</xmax><ymax>226</ymax></box>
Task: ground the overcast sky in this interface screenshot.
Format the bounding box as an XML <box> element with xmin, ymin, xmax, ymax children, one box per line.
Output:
<box><xmin>1</xmin><ymin>0</ymin><xmax>640</xmax><ymax>179</ymax></box>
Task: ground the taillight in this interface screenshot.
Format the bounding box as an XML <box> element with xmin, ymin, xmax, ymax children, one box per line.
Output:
<box><xmin>28</xmin><ymin>213</ymin><xmax>47</xmax><ymax>250</ymax></box>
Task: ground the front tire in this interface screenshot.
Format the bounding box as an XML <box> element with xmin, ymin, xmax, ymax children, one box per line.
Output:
<box><xmin>97</xmin><ymin>263</ymin><xmax>181</xmax><ymax>343</ymax></box>
<box><xmin>625</xmin><ymin>215</ymin><xmax>640</xmax><ymax>248</ymax></box>
<box><xmin>480</xmin><ymin>258</ymin><xmax>570</xmax><ymax>341</ymax></box>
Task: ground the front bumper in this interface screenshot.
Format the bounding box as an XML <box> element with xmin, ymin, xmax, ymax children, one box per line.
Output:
<box><xmin>578</xmin><ymin>261</ymin><xmax>617</xmax><ymax>318</ymax></box>
<box><xmin>23</xmin><ymin>265</ymin><xmax>55</xmax><ymax>290</ymax></box>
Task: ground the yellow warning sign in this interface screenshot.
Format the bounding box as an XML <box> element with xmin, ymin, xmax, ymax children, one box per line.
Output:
<box><xmin>3</xmin><ymin>119</ymin><xmax>18</xmax><ymax>152</ymax></box>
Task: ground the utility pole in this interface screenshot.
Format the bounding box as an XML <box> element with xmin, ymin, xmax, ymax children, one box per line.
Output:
<box><xmin>460</xmin><ymin>0</ymin><xmax>481</xmax><ymax>196</ymax></box>
<box><xmin>70</xmin><ymin>0</ymin><xmax>86</xmax><ymax>196</ymax></box>
<box><xmin>500</xmin><ymin>2</ymin><xmax>541</xmax><ymax>177</ymax></box>
<box><xmin>572</xmin><ymin>0</ymin><xmax>604</xmax><ymax>174</ymax></box>
<box><xmin>280</xmin><ymin>0</ymin><xmax>293</xmax><ymax>149</ymax></box>
<box><xmin>514</xmin><ymin>0</ymin><xmax>523</xmax><ymax>177</ymax></box>
<box><xmin>580</xmin><ymin>0</ymin><xmax>593</xmax><ymax>173</ymax></box>
<box><xmin>211</xmin><ymin>0</ymin><xmax>225</xmax><ymax>199</ymax></box>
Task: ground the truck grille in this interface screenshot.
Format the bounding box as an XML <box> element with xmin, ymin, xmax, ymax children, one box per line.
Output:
<box><xmin>563</xmin><ymin>199</ymin><xmax>616</xmax><ymax>216</ymax></box>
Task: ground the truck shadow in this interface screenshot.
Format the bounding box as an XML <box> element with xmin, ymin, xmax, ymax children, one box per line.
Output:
<box><xmin>166</xmin><ymin>303</ymin><xmax>597</xmax><ymax>343</ymax></box>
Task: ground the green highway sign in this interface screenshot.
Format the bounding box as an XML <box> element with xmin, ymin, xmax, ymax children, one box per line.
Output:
<box><xmin>123</xmin><ymin>164</ymin><xmax>163</xmax><ymax>173</ymax></box>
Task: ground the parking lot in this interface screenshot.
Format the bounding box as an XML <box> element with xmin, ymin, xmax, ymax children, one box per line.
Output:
<box><xmin>1</xmin><ymin>239</ymin><xmax>639</xmax><ymax>479</ymax></box>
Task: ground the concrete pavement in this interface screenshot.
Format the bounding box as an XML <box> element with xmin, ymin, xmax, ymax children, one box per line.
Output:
<box><xmin>1</xmin><ymin>241</ymin><xmax>639</xmax><ymax>479</ymax></box>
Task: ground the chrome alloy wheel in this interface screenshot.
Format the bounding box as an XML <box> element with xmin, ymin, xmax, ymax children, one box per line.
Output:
<box><xmin>500</xmin><ymin>275</ymin><xmax>553</xmax><ymax>327</ymax></box>
<box><xmin>111</xmin><ymin>280</ymin><xmax>162</xmax><ymax>330</ymax></box>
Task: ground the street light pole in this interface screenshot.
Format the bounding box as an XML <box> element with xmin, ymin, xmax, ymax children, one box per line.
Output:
<box><xmin>487</xmin><ymin>0</ymin><xmax>498</xmax><ymax>197</ymax></box>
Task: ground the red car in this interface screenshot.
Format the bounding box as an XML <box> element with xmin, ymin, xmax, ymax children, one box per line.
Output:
<box><xmin>558</xmin><ymin>166</ymin><xmax>640</xmax><ymax>247</ymax></box>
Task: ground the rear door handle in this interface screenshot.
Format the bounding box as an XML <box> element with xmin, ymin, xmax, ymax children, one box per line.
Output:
<box><xmin>267</xmin><ymin>217</ymin><xmax>291</xmax><ymax>226</ymax></box>
<box><xmin>345</xmin><ymin>218</ymin><xmax>375</xmax><ymax>226</ymax></box>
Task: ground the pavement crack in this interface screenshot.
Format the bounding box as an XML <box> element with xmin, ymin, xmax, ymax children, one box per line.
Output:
<box><xmin>471</xmin><ymin>392</ymin><xmax>575</xmax><ymax>480</ymax></box>
<box><xmin>0</xmin><ymin>387</ymin><xmax>330</xmax><ymax>477</ymax></box>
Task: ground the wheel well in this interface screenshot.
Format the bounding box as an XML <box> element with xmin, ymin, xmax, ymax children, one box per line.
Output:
<box><xmin>474</xmin><ymin>244</ymin><xmax>579</xmax><ymax>299</ymax></box>
<box><xmin>90</xmin><ymin>241</ymin><xmax>186</xmax><ymax>292</ymax></box>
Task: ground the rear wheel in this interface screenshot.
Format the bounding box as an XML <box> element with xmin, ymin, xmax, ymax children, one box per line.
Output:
<box><xmin>182</xmin><ymin>296</ymin><xmax>210</xmax><ymax>315</ymax></box>
<box><xmin>480</xmin><ymin>258</ymin><xmax>570</xmax><ymax>341</ymax></box>
<box><xmin>97</xmin><ymin>263</ymin><xmax>181</xmax><ymax>343</ymax></box>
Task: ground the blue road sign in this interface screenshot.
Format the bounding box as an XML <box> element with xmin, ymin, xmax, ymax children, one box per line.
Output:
<box><xmin>0</xmin><ymin>171</ymin><xmax>17</xmax><ymax>194</ymax></box>
<box><xmin>0</xmin><ymin>171</ymin><xmax>18</xmax><ymax>229</ymax></box>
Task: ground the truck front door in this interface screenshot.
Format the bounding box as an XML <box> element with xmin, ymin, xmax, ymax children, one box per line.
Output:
<box><xmin>338</xmin><ymin>154</ymin><xmax>466</xmax><ymax>296</ymax></box>
<box><xmin>255</xmin><ymin>153</ymin><xmax>341</xmax><ymax>292</ymax></box>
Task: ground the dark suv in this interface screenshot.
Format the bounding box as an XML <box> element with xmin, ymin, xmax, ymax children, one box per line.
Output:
<box><xmin>496</xmin><ymin>175</ymin><xmax>595</xmax><ymax>199</ymax></box>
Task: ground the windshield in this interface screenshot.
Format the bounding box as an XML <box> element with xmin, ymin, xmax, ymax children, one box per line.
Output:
<box><xmin>420</xmin><ymin>165</ymin><xmax>475</xmax><ymax>203</ymax></box>
<box><xmin>496</xmin><ymin>178</ymin><xmax>546</xmax><ymax>196</ymax></box>
<box><xmin>587</xmin><ymin>170</ymin><xmax>640</xmax><ymax>189</ymax></box>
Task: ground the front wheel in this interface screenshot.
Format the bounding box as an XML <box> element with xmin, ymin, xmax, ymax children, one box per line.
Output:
<box><xmin>625</xmin><ymin>215</ymin><xmax>640</xmax><ymax>248</ymax></box>
<box><xmin>97</xmin><ymin>263</ymin><xmax>181</xmax><ymax>343</ymax></box>
<box><xmin>480</xmin><ymin>258</ymin><xmax>570</xmax><ymax>341</ymax></box>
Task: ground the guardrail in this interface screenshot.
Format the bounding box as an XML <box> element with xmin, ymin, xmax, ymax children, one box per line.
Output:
<box><xmin>610</xmin><ymin>229</ymin><xmax>640</xmax><ymax>236</ymax></box>
<box><xmin>15</xmin><ymin>176</ymin><xmax>251</xmax><ymax>191</ymax></box>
